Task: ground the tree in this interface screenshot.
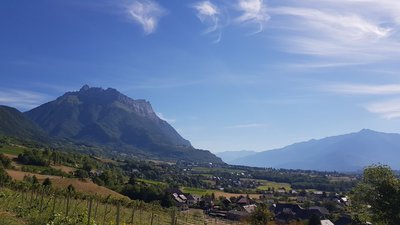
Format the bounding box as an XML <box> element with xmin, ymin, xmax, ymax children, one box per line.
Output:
<box><xmin>248</xmin><ymin>204</ymin><xmax>272</xmax><ymax>225</ymax></box>
<box><xmin>128</xmin><ymin>174</ymin><xmax>137</xmax><ymax>185</ymax></box>
<box><xmin>42</xmin><ymin>177</ymin><xmax>52</xmax><ymax>187</ymax></box>
<box><xmin>67</xmin><ymin>184</ymin><xmax>75</xmax><ymax>194</ymax></box>
<box><xmin>0</xmin><ymin>154</ymin><xmax>12</xmax><ymax>168</ymax></box>
<box><xmin>0</xmin><ymin>167</ymin><xmax>11</xmax><ymax>186</ymax></box>
<box><xmin>353</xmin><ymin>165</ymin><xmax>400</xmax><ymax>225</ymax></box>
<box><xmin>32</xmin><ymin>175</ymin><xmax>39</xmax><ymax>185</ymax></box>
<box><xmin>160</xmin><ymin>191</ymin><xmax>175</xmax><ymax>207</ymax></box>
<box><xmin>74</xmin><ymin>169</ymin><xmax>89</xmax><ymax>179</ymax></box>
<box><xmin>308</xmin><ymin>214</ymin><xmax>321</xmax><ymax>225</ymax></box>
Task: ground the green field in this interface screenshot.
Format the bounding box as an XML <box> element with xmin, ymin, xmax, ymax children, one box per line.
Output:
<box><xmin>137</xmin><ymin>178</ymin><xmax>166</xmax><ymax>186</ymax></box>
<box><xmin>241</xmin><ymin>178</ymin><xmax>292</xmax><ymax>191</ymax></box>
<box><xmin>181</xmin><ymin>187</ymin><xmax>215</xmax><ymax>196</ymax></box>
<box><xmin>0</xmin><ymin>145</ymin><xmax>25</xmax><ymax>155</ymax></box>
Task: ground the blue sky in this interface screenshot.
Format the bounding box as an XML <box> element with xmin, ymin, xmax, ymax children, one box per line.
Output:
<box><xmin>2</xmin><ymin>0</ymin><xmax>400</xmax><ymax>153</ymax></box>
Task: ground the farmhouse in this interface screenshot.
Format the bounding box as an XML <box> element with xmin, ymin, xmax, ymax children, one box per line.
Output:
<box><xmin>272</xmin><ymin>203</ymin><xmax>330</xmax><ymax>222</ymax></box>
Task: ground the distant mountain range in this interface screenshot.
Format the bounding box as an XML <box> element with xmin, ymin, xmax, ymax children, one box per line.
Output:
<box><xmin>0</xmin><ymin>85</ymin><xmax>222</xmax><ymax>164</ymax></box>
<box><xmin>231</xmin><ymin>129</ymin><xmax>400</xmax><ymax>171</ymax></box>
<box><xmin>216</xmin><ymin>150</ymin><xmax>257</xmax><ymax>164</ymax></box>
<box><xmin>4</xmin><ymin>85</ymin><xmax>400</xmax><ymax>170</ymax></box>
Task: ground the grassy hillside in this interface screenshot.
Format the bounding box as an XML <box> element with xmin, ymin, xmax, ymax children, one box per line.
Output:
<box><xmin>6</xmin><ymin>170</ymin><xmax>126</xmax><ymax>199</ymax></box>
<box><xmin>0</xmin><ymin>106</ymin><xmax>47</xmax><ymax>141</ymax></box>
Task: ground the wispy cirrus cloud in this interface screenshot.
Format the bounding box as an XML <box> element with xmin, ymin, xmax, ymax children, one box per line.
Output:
<box><xmin>289</xmin><ymin>62</ymin><xmax>364</xmax><ymax>69</ymax></box>
<box><xmin>365</xmin><ymin>99</ymin><xmax>400</xmax><ymax>119</ymax></box>
<box><xmin>235</xmin><ymin>0</ymin><xmax>269</xmax><ymax>34</ymax></box>
<box><xmin>226</xmin><ymin>123</ymin><xmax>266</xmax><ymax>129</ymax></box>
<box><xmin>266</xmin><ymin>0</ymin><xmax>400</xmax><ymax>62</ymax></box>
<box><xmin>320</xmin><ymin>83</ymin><xmax>400</xmax><ymax>119</ymax></box>
<box><xmin>192</xmin><ymin>1</ymin><xmax>223</xmax><ymax>43</ymax></box>
<box><xmin>323</xmin><ymin>84</ymin><xmax>400</xmax><ymax>95</ymax></box>
<box><xmin>0</xmin><ymin>89</ymin><xmax>50</xmax><ymax>111</ymax></box>
<box><xmin>127</xmin><ymin>0</ymin><xmax>166</xmax><ymax>35</ymax></box>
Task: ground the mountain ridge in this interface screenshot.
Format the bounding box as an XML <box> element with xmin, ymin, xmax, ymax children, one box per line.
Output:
<box><xmin>0</xmin><ymin>85</ymin><xmax>222</xmax><ymax>163</ymax></box>
<box><xmin>232</xmin><ymin>129</ymin><xmax>400</xmax><ymax>171</ymax></box>
<box><xmin>0</xmin><ymin>105</ymin><xmax>48</xmax><ymax>141</ymax></box>
<box><xmin>25</xmin><ymin>85</ymin><xmax>192</xmax><ymax>148</ymax></box>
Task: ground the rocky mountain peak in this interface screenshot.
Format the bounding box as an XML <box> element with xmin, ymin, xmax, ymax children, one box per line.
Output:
<box><xmin>22</xmin><ymin>85</ymin><xmax>224</xmax><ymax>163</ymax></box>
<box><xmin>67</xmin><ymin>85</ymin><xmax>158</xmax><ymax>120</ymax></box>
<box><xmin>80</xmin><ymin>84</ymin><xmax>90</xmax><ymax>92</ymax></box>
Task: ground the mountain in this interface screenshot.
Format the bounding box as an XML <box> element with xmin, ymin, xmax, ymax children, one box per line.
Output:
<box><xmin>24</xmin><ymin>85</ymin><xmax>222</xmax><ymax>163</ymax></box>
<box><xmin>216</xmin><ymin>150</ymin><xmax>257</xmax><ymax>164</ymax></box>
<box><xmin>231</xmin><ymin>129</ymin><xmax>400</xmax><ymax>171</ymax></box>
<box><xmin>0</xmin><ymin>105</ymin><xmax>47</xmax><ymax>140</ymax></box>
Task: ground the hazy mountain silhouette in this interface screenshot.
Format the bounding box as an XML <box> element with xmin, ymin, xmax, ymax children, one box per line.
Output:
<box><xmin>216</xmin><ymin>150</ymin><xmax>257</xmax><ymax>163</ymax></box>
<box><xmin>232</xmin><ymin>129</ymin><xmax>400</xmax><ymax>171</ymax></box>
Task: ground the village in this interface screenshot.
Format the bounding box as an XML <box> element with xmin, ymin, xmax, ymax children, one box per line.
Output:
<box><xmin>168</xmin><ymin>179</ymin><xmax>354</xmax><ymax>224</ymax></box>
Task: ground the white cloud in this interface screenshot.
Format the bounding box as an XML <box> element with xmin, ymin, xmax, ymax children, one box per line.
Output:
<box><xmin>192</xmin><ymin>1</ymin><xmax>223</xmax><ymax>43</ymax></box>
<box><xmin>270</xmin><ymin>7</ymin><xmax>390</xmax><ymax>40</ymax></box>
<box><xmin>289</xmin><ymin>62</ymin><xmax>364</xmax><ymax>69</ymax></box>
<box><xmin>0</xmin><ymin>89</ymin><xmax>50</xmax><ymax>111</ymax></box>
<box><xmin>265</xmin><ymin>0</ymin><xmax>400</xmax><ymax>62</ymax></box>
<box><xmin>324</xmin><ymin>84</ymin><xmax>400</xmax><ymax>95</ymax></box>
<box><xmin>321</xmin><ymin>83</ymin><xmax>400</xmax><ymax>119</ymax></box>
<box><xmin>235</xmin><ymin>0</ymin><xmax>270</xmax><ymax>34</ymax></box>
<box><xmin>127</xmin><ymin>0</ymin><xmax>166</xmax><ymax>35</ymax></box>
<box><xmin>365</xmin><ymin>99</ymin><xmax>400</xmax><ymax>119</ymax></box>
<box><xmin>226</xmin><ymin>123</ymin><xmax>266</xmax><ymax>129</ymax></box>
<box><xmin>156</xmin><ymin>112</ymin><xmax>176</xmax><ymax>123</ymax></box>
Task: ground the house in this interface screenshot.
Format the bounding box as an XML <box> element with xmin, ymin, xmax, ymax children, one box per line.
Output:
<box><xmin>237</xmin><ymin>196</ymin><xmax>250</xmax><ymax>205</ymax></box>
<box><xmin>172</xmin><ymin>193</ymin><xmax>184</xmax><ymax>203</ymax></box>
<box><xmin>222</xmin><ymin>198</ymin><xmax>232</xmax><ymax>207</ymax></box>
<box><xmin>186</xmin><ymin>194</ymin><xmax>200</xmax><ymax>206</ymax></box>
<box><xmin>276</xmin><ymin>188</ymin><xmax>286</xmax><ymax>194</ymax></box>
<box><xmin>168</xmin><ymin>189</ymin><xmax>189</xmax><ymax>210</ymax></box>
<box><xmin>339</xmin><ymin>196</ymin><xmax>351</xmax><ymax>205</ymax></box>
<box><xmin>272</xmin><ymin>203</ymin><xmax>304</xmax><ymax>222</ymax></box>
<box><xmin>243</xmin><ymin>204</ymin><xmax>257</xmax><ymax>214</ymax></box>
<box><xmin>179</xmin><ymin>194</ymin><xmax>187</xmax><ymax>201</ymax></box>
<box><xmin>272</xmin><ymin>204</ymin><xmax>330</xmax><ymax>222</ymax></box>
<box><xmin>321</xmin><ymin>219</ymin><xmax>335</xmax><ymax>225</ymax></box>
<box><xmin>308</xmin><ymin>206</ymin><xmax>329</xmax><ymax>216</ymax></box>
